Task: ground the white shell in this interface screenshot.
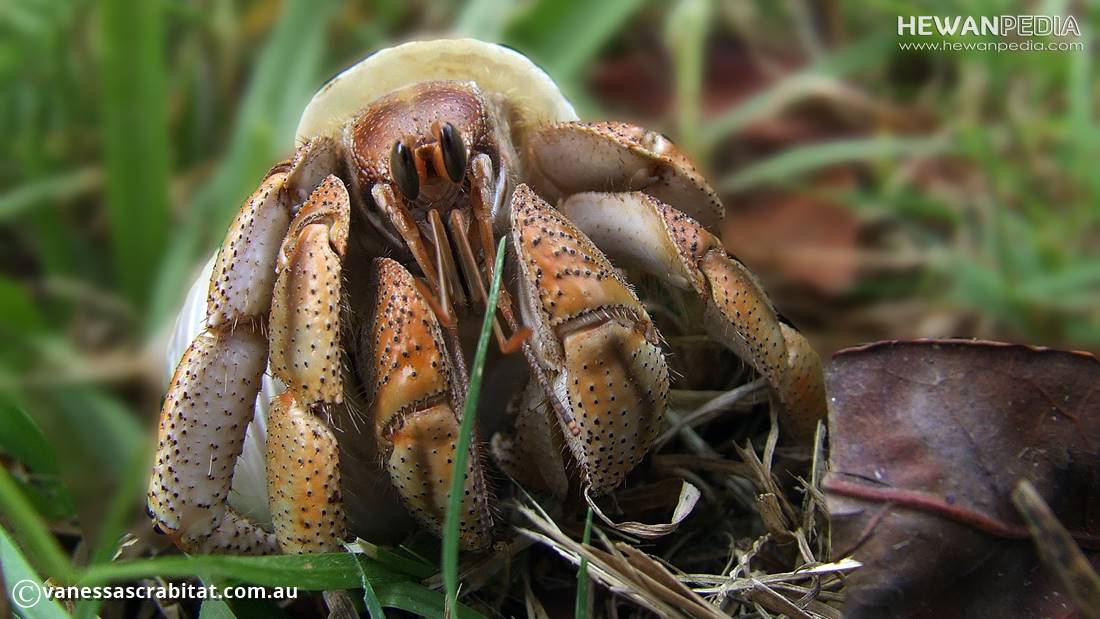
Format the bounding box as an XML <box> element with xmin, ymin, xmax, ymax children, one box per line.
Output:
<box><xmin>294</xmin><ymin>38</ymin><xmax>578</xmax><ymax>142</ymax></box>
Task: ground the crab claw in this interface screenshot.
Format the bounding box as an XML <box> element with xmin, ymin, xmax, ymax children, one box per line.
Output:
<box><xmin>509</xmin><ymin>184</ymin><xmax>670</xmax><ymax>496</ymax></box>
<box><xmin>361</xmin><ymin>257</ymin><xmax>494</xmax><ymax>550</ymax></box>
<box><xmin>150</xmin><ymin>140</ymin><xmax>339</xmax><ymax>554</ymax></box>
<box><xmin>526</xmin><ymin>121</ymin><xmax>723</xmax><ymax>230</ymax></box>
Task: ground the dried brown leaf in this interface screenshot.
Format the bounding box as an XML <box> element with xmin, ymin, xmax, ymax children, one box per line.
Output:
<box><xmin>824</xmin><ymin>339</ymin><xmax>1100</xmax><ymax>618</ymax></box>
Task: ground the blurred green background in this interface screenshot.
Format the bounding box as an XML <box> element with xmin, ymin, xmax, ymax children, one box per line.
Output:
<box><xmin>0</xmin><ymin>0</ymin><xmax>1096</xmax><ymax>615</ymax></box>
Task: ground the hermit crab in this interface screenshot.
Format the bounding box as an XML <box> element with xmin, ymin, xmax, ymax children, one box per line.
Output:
<box><xmin>149</xmin><ymin>39</ymin><xmax>826</xmax><ymax>556</ymax></box>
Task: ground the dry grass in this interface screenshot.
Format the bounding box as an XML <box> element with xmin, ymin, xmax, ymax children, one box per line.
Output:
<box><xmin>451</xmin><ymin>386</ymin><xmax>853</xmax><ymax>618</ymax></box>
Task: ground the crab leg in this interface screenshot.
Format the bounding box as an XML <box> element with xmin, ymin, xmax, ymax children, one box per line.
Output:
<box><xmin>428</xmin><ymin>208</ymin><xmax>467</xmax><ymax>315</ymax></box>
<box><xmin>146</xmin><ymin>137</ymin><xmax>343</xmax><ymax>554</ymax></box>
<box><xmin>371</xmin><ymin>183</ymin><xmax>443</xmax><ymax>297</ymax></box>
<box><xmin>149</xmin><ymin>139</ymin><xmax>337</xmax><ymax>553</ymax></box>
<box><xmin>361</xmin><ymin>258</ymin><xmax>494</xmax><ymax>550</ymax></box>
<box><xmin>557</xmin><ymin>191</ymin><xmax>827</xmax><ymax>444</ymax></box>
<box><xmin>266</xmin><ymin>175</ymin><xmax>351</xmax><ymax>554</ymax></box>
<box><xmin>150</xmin><ymin>327</ymin><xmax>274</xmax><ymax>553</ymax></box>
<box><xmin>149</xmin><ymin>172</ymin><xmax>289</xmax><ymax>554</ymax></box>
<box><xmin>527</xmin><ymin>121</ymin><xmax>724</xmax><ymax>229</ymax></box>
<box><xmin>507</xmin><ymin>184</ymin><xmax>670</xmax><ymax>496</ymax></box>
<box><xmin>448</xmin><ymin>154</ymin><xmax>530</xmax><ymax>353</ymax></box>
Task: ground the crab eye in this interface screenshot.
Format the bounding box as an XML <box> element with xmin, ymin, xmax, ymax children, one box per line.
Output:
<box><xmin>439</xmin><ymin>123</ymin><xmax>467</xmax><ymax>183</ymax></box>
<box><xmin>389</xmin><ymin>140</ymin><xmax>420</xmax><ymax>200</ymax></box>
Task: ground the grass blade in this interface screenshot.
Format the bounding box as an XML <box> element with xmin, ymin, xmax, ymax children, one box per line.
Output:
<box><xmin>0</xmin><ymin>467</ymin><xmax>73</xmax><ymax>581</ymax></box>
<box><xmin>443</xmin><ymin>236</ymin><xmax>508</xmax><ymax>617</ymax></box>
<box><xmin>76</xmin><ymin>553</ymin><xmax>486</xmax><ymax>618</ymax></box>
<box><xmin>19</xmin><ymin>386</ymin><xmax>144</xmax><ymax>563</ymax></box>
<box><xmin>351</xmin><ymin>539</ymin><xmax>436</xmax><ymax>580</ymax></box>
<box><xmin>453</xmin><ymin>0</ymin><xmax>515</xmax><ymax>40</ymax></box>
<box><xmin>504</xmin><ymin>0</ymin><xmax>646</xmax><ymax>82</ymax></box>
<box><xmin>0</xmin><ymin>524</ymin><xmax>69</xmax><ymax>619</ymax></box>
<box><xmin>87</xmin><ymin>442</ymin><xmax>150</xmax><ymax>566</ymax></box>
<box><xmin>575</xmin><ymin>506</ymin><xmax>594</xmax><ymax>619</ymax></box>
<box><xmin>701</xmin><ymin>33</ymin><xmax>893</xmax><ymax>151</ymax></box>
<box><xmin>664</xmin><ymin>0</ymin><xmax>710</xmax><ymax>158</ymax></box>
<box><xmin>199</xmin><ymin>599</ymin><xmax>237</xmax><ymax>619</ymax></box>
<box><xmin>0</xmin><ymin>400</ymin><xmax>74</xmax><ymax>525</ymax></box>
<box><xmin>78</xmin><ymin>553</ymin><xmax>388</xmax><ymax>590</ymax></box>
<box><xmin>717</xmin><ymin>135</ymin><xmax>950</xmax><ymax>193</ymax></box>
<box><xmin>99</xmin><ymin>0</ymin><xmax>170</xmax><ymax>308</ymax></box>
<box><xmin>147</xmin><ymin>0</ymin><xmax>337</xmax><ymax>331</ymax></box>
<box><xmin>382</xmin><ymin>581</ymin><xmax>486</xmax><ymax>619</ymax></box>
<box><xmin>0</xmin><ymin>168</ymin><xmax>100</xmax><ymax>223</ymax></box>
<box><xmin>354</xmin><ymin>555</ymin><xmax>387</xmax><ymax>619</ymax></box>
<box><xmin>0</xmin><ymin>402</ymin><xmax>60</xmax><ymax>478</ymax></box>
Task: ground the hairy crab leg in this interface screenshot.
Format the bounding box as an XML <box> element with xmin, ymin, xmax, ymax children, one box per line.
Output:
<box><xmin>371</xmin><ymin>183</ymin><xmax>441</xmax><ymax>295</ymax></box>
<box><xmin>468</xmin><ymin>154</ymin><xmax>503</xmax><ymax>287</ymax></box>
<box><xmin>505</xmin><ymin>184</ymin><xmax>670</xmax><ymax>497</ymax></box>
<box><xmin>557</xmin><ymin>191</ymin><xmax>827</xmax><ymax>444</ymax></box>
<box><xmin>428</xmin><ymin>208</ymin><xmax>467</xmax><ymax>316</ymax></box>
<box><xmin>448</xmin><ymin>209</ymin><xmax>531</xmax><ymax>354</ymax></box>
<box><xmin>266</xmin><ymin>175</ymin><xmax>351</xmax><ymax>554</ymax></box>
<box><xmin>148</xmin><ymin>139</ymin><xmax>337</xmax><ymax>553</ymax></box>
<box><xmin>360</xmin><ymin>258</ymin><xmax>494</xmax><ymax>550</ymax></box>
<box><xmin>527</xmin><ymin>120</ymin><xmax>825</xmax><ymax>441</ymax></box>
<box><xmin>151</xmin><ymin>328</ymin><xmax>274</xmax><ymax>553</ymax></box>
<box><xmin>447</xmin><ymin>154</ymin><xmax>531</xmax><ymax>354</ymax></box>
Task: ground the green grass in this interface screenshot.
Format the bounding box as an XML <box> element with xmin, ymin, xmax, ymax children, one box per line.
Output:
<box><xmin>354</xmin><ymin>555</ymin><xmax>387</xmax><ymax>619</ymax></box>
<box><xmin>147</xmin><ymin>0</ymin><xmax>339</xmax><ymax>332</ymax></box>
<box><xmin>0</xmin><ymin>467</ymin><xmax>72</xmax><ymax>581</ymax></box>
<box><xmin>716</xmin><ymin>135</ymin><xmax>951</xmax><ymax>193</ymax></box>
<box><xmin>698</xmin><ymin>32</ymin><xmax>893</xmax><ymax>153</ymax></box>
<box><xmin>0</xmin><ymin>509</ymin><xmax>487</xmax><ymax>618</ymax></box>
<box><xmin>443</xmin><ymin>236</ymin><xmax>508</xmax><ymax>618</ymax></box>
<box><xmin>575</xmin><ymin>507</ymin><xmax>595</xmax><ymax>619</ymax></box>
<box><xmin>98</xmin><ymin>0</ymin><xmax>171</xmax><ymax>309</ymax></box>
<box><xmin>664</xmin><ymin>0</ymin><xmax>709</xmax><ymax>156</ymax></box>
<box><xmin>502</xmin><ymin>0</ymin><xmax>647</xmax><ymax>101</ymax></box>
<box><xmin>0</xmin><ymin>524</ymin><xmax>69</xmax><ymax>619</ymax></box>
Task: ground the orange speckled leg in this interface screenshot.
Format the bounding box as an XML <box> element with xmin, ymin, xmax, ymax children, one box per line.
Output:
<box><xmin>266</xmin><ymin>175</ymin><xmax>351</xmax><ymax>553</ymax></box>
